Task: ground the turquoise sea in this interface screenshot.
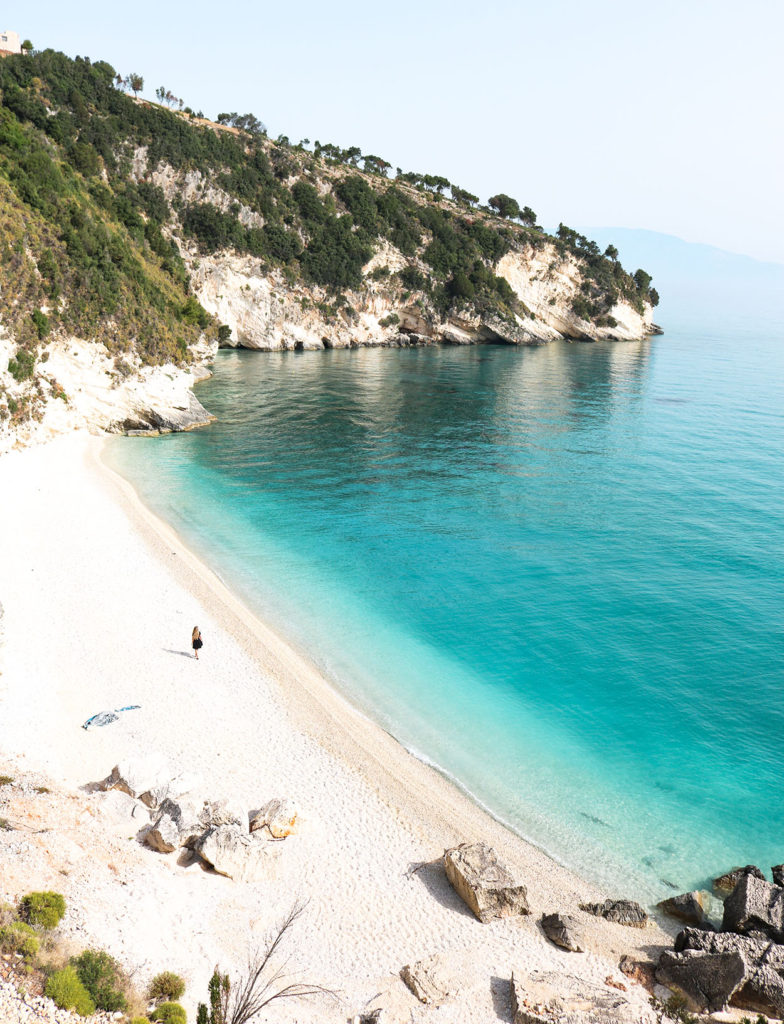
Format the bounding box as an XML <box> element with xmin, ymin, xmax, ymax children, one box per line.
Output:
<box><xmin>109</xmin><ymin>253</ymin><xmax>784</xmax><ymax>903</ymax></box>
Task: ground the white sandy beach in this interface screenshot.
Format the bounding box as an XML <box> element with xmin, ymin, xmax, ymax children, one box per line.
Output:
<box><xmin>0</xmin><ymin>432</ymin><xmax>671</xmax><ymax>1022</ymax></box>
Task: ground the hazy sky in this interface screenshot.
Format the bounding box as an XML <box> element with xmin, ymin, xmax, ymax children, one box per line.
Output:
<box><xmin>6</xmin><ymin>0</ymin><xmax>783</xmax><ymax>262</ymax></box>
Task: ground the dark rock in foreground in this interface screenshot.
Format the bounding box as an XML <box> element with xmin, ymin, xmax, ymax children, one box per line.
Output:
<box><xmin>541</xmin><ymin>912</ymin><xmax>587</xmax><ymax>952</ymax></box>
<box><xmin>657</xmin><ymin>890</ymin><xmax>710</xmax><ymax>926</ymax></box>
<box><xmin>713</xmin><ymin>864</ymin><xmax>765</xmax><ymax>893</ymax></box>
<box><xmin>656</xmin><ymin>949</ymin><xmax>746</xmax><ymax>1012</ymax></box>
<box><xmin>722</xmin><ymin>873</ymin><xmax>784</xmax><ymax>940</ymax></box>
<box><xmin>660</xmin><ymin>927</ymin><xmax>784</xmax><ymax>1017</ymax></box>
<box><xmin>772</xmin><ymin>864</ymin><xmax>784</xmax><ymax>887</ymax></box>
<box><xmin>579</xmin><ymin>898</ymin><xmax>648</xmax><ymax>928</ymax></box>
<box><xmin>443</xmin><ymin>842</ymin><xmax>530</xmax><ymax>922</ymax></box>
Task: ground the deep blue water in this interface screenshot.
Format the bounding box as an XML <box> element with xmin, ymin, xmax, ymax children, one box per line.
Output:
<box><xmin>110</xmin><ymin>311</ymin><xmax>784</xmax><ymax>902</ymax></box>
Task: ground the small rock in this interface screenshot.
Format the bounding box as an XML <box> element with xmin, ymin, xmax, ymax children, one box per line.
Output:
<box><xmin>618</xmin><ymin>955</ymin><xmax>655</xmax><ymax>988</ymax></box>
<box><xmin>540</xmin><ymin>912</ymin><xmax>587</xmax><ymax>952</ymax></box>
<box><xmin>400</xmin><ymin>953</ymin><xmax>459</xmax><ymax>1005</ymax></box>
<box><xmin>145</xmin><ymin>812</ymin><xmax>179</xmax><ymax>853</ymax></box>
<box><xmin>249</xmin><ymin>798</ymin><xmax>298</xmax><ymax>838</ymax></box>
<box><xmin>156</xmin><ymin>791</ymin><xmax>206</xmax><ymax>848</ymax></box>
<box><xmin>713</xmin><ymin>865</ymin><xmax>765</xmax><ymax>894</ymax></box>
<box><xmin>579</xmin><ymin>898</ymin><xmax>648</xmax><ymax>928</ymax></box>
<box><xmin>657</xmin><ymin>890</ymin><xmax>710</xmax><ymax>926</ymax></box>
<box><xmin>199</xmin><ymin>797</ymin><xmax>247</xmax><ymax>830</ymax></box>
<box><xmin>772</xmin><ymin>865</ymin><xmax>784</xmax><ymax>887</ymax></box>
<box><xmin>443</xmin><ymin>842</ymin><xmax>530</xmax><ymax>922</ymax></box>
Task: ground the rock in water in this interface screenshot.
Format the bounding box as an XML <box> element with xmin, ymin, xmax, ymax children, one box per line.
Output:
<box><xmin>722</xmin><ymin>873</ymin><xmax>784</xmax><ymax>940</ymax></box>
<box><xmin>579</xmin><ymin>899</ymin><xmax>648</xmax><ymax>928</ymax></box>
<box><xmin>510</xmin><ymin>969</ymin><xmax>656</xmax><ymax>1024</ymax></box>
<box><xmin>196</xmin><ymin>825</ymin><xmax>270</xmax><ymax>881</ymax></box>
<box><xmin>540</xmin><ymin>912</ymin><xmax>587</xmax><ymax>952</ymax></box>
<box><xmin>656</xmin><ymin>949</ymin><xmax>746</xmax><ymax>1012</ymax></box>
<box><xmin>713</xmin><ymin>865</ymin><xmax>765</xmax><ymax>893</ymax></box>
<box><xmin>249</xmin><ymin>798</ymin><xmax>298</xmax><ymax>838</ymax></box>
<box><xmin>657</xmin><ymin>890</ymin><xmax>710</xmax><ymax>926</ymax></box>
<box><xmin>443</xmin><ymin>842</ymin><xmax>530</xmax><ymax>922</ymax></box>
<box><xmin>399</xmin><ymin>953</ymin><xmax>460</xmax><ymax>1005</ymax></box>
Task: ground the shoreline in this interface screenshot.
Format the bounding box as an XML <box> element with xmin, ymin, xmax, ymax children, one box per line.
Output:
<box><xmin>0</xmin><ymin>431</ymin><xmax>673</xmax><ymax>1022</ymax></box>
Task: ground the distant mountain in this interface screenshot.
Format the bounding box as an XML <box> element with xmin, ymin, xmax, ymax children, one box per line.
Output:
<box><xmin>576</xmin><ymin>228</ymin><xmax>784</xmax><ymax>330</ymax></box>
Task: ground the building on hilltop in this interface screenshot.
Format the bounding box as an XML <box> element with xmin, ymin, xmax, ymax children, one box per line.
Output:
<box><xmin>0</xmin><ymin>30</ymin><xmax>21</xmax><ymax>56</ymax></box>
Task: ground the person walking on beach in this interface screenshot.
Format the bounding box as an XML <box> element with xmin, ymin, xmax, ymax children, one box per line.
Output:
<box><xmin>192</xmin><ymin>626</ymin><xmax>203</xmax><ymax>660</ymax></box>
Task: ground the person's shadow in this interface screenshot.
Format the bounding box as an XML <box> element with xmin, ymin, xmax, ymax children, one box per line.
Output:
<box><xmin>163</xmin><ymin>648</ymin><xmax>194</xmax><ymax>659</ymax></box>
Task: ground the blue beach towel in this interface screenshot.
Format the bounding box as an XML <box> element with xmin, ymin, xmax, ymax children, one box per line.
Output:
<box><xmin>82</xmin><ymin>705</ymin><xmax>141</xmax><ymax>730</ymax></box>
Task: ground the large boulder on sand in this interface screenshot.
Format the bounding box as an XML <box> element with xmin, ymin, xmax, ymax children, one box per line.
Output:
<box><xmin>541</xmin><ymin>912</ymin><xmax>587</xmax><ymax>952</ymax></box>
<box><xmin>579</xmin><ymin>899</ymin><xmax>648</xmax><ymax>928</ymax></box>
<box><xmin>249</xmin><ymin>798</ymin><xmax>298</xmax><ymax>838</ymax></box>
<box><xmin>713</xmin><ymin>865</ymin><xmax>765</xmax><ymax>894</ymax></box>
<box><xmin>657</xmin><ymin>890</ymin><xmax>710</xmax><ymax>926</ymax></box>
<box><xmin>510</xmin><ymin>969</ymin><xmax>656</xmax><ymax>1024</ymax></box>
<box><xmin>443</xmin><ymin>842</ymin><xmax>530</xmax><ymax>922</ymax></box>
<box><xmin>400</xmin><ymin>953</ymin><xmax>460</xmax><ymax>1005</ymax></box>
<box><xmin>722</xmin><ymin>873</ymin><xmax>784</xmax><ymax>940</ymax></box>
<box><xmin>196</xmin><ymin>825</ymin><xmax>271</xmax><ymax>882</ymax></box>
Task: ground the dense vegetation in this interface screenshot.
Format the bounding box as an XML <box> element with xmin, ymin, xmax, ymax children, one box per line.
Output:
<box><xmin>0</xmin><ymin>47</ymin><xmax>656</xmax><ymax>425</ymax></box>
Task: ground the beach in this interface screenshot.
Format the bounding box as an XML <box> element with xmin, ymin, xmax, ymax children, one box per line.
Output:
<box><xmin>0</xmin><ymin>432</ymin><xmax>670</xmax><ymax>1022</ymax></box>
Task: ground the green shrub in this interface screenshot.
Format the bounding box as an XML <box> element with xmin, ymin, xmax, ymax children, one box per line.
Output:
<box><xmin>72</xmin><ymin>948</ymin><xmax>129</xmax><ymax>1012</ymax></box>
<box><xmin>19</xmin><ymin>891</ymin><xmax>66</xmax><ymax>929</ymax></box>
<box><xmin>31</xmin><ymin>309</ymin><xmax>50</xmax><ymax>338</ymax></box>
<box><xmin>0</xmin><ymin>775</ymin><xmax>13</xmax><ymax>785</ymax></box>
<box><xmin>45</xmin><ymin>966</ymin><xmax>96</xmax><ymax>1016</ymax></box>
<box><xmin>8</xmin><ymin>349</ymin><xmax>36</xmax><ymax>382</ymax></box>
<box><xmin>151</xmin><ymin>1001</ymin><xmax>187</xmax><ymax>1023</ymax></box>
<box><xmin>130</xmin><ymin>1018</ymin><xmax>151</xmax><ymax>1024</ymax></box>
<box><xmin>378</xmin><ymin>313</ymin><xmax>399</xmax><ymax>328</ymax></box>
<box><xmin>0</xmin><ymin>921</ymin><xmax>40</xmax><ymax>959</ymax></box>
<box><xmin>149</xmin><ymin>970</ymin><xmax>186</xmax><ymax>1003</ymax></box>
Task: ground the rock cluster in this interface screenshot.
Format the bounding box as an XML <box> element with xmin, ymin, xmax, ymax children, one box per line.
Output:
<box><xmin>99</xmin><ymin>758</ymin><xmax>298</xmax><ymax>881</ymax></box>
<box><xmin>656</xmin><ymin>864</ymin><xmax>784</xmax><ymax>1015</ymax></box>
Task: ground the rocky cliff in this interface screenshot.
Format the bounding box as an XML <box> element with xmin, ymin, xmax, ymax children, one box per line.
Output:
<box><xmin>0</xmin><ymin>48</ymin><xmax>660</xmax><ymax>453</ymax></box>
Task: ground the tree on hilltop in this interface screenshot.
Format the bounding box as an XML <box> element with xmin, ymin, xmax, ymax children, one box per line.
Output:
<box><xmin>127</xmin><ymin>72</ymin><xmax>144</xmax><ymax>97</ymax></box>
<box><xmin>520</xmin><ymin>205</ymin><xmax>537</xmax><ymax>227</ymax></box>
<box><xmin>604</xmin><ymin>244</ymin><xmax>619</xmax><ymax>261</ymax></box>
<box><xmin>21</xmin><ymin>39</ymin><xmax>33</xmax><ymax>53</ymax></box>
<box><xmin>489</xmin><ymin>193</ymin><xmax>521</xmax><ymax>220</ymax></box>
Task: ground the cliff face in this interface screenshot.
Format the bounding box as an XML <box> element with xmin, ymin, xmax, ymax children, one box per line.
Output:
<box><xmin>0</xmin><ymin>48</ymin><xmax>660</xmax><ymax>453</ymax></box>
<box><xmin>187</xmin><ymin>242</ymin><xmax>652</xmax><ymax>354</ymax></box>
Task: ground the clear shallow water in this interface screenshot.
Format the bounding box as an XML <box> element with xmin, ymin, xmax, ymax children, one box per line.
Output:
<box><xmin>110</xmin><ymin>322</ymin><xmax>784</xmax><ymax>903</ymax></box>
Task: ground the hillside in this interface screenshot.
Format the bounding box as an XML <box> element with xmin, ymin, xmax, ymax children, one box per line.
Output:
<box><xmin>0</xmin><ymin>48</ymin><xmax>659</xmax><ymax>448</ymax></box>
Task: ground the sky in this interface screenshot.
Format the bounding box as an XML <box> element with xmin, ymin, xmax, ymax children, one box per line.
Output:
<box><xmin>4</xmin><ymin>0</ymin><xmax>783</xmax><ymax>263</ymax></box>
